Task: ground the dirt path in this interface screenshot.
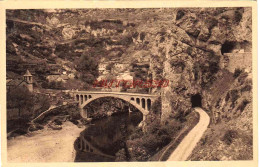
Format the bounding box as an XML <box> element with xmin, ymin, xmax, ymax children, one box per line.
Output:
<box><xmin>167</xmin><ymin>107</ymin><xmax>210</xmax><ymax>161</ymax></box>
<box><xmin>7</xmin><ymin>121</ymin><xmax>83</xmax><ymax>162</ymax></box>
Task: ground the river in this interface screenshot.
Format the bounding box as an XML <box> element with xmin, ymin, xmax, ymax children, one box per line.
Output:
<box><xmin>74</xmin><ymin>111</ymin><xmax>143</xmax><ymax>162</ymax></box>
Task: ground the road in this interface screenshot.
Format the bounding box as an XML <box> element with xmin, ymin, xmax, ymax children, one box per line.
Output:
<box><xmin>7</xmin><ymin>121</ymin><xmax>83</xmax><ymax>162</ymax></box>
<box><xmin>167</xmin><ymin>107</ymin><xmax>210</xmax><ymax>161</ymax></box>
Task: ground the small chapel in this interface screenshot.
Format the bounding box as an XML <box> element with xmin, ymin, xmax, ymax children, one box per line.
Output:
<box><xmin>7</xmin><ymin>69</ymin><xmax>34</xmax><ymax>93</ymax></box>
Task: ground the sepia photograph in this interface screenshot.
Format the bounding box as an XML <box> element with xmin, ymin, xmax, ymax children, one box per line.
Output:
<box><xmin>3</xmin><ymin>4</ymin><xmax>255</xmax><ymax>164</ymax></box>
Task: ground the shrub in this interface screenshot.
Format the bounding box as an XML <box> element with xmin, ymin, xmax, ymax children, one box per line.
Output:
<box><xmin>206</xmin><ymin>17</ymin><xmax>218</xmax><ymax>29</ymax></box>
<box><xmin>222</xmin><ymin>130</ymin><xmax>238</xmax><ymax>145</ymax></box>
<box><xmin>140</xmin><ymin>32</ymin><xmax>146</xmax><ymax>41</ymax></box>
<box><xmin>41</xmin><ymin>81</ymin><xmax>49</xmax><ymax>88</ymax></box>
<box><xmin>234</xmin><ymin>10</ymin><xmax>242</xmax><ymax>23</ymax></box>
<box><xmin>234</xmin><ymin>68</ymin><xmax>243</xmax><ymax>78</ymax></box>
<box><xmin>237</xmin><ymin>99</ymin><xmax>250</xmax><ymax>112</ymax></box>
<box><xmin>225</xmin><ymin>92</ymin><xmax>230</xmax><ymax>102</ymax></box>
<box><xmin>128</xmin><ymin>128</ymin><xmax>144</xmax><ymax>140</ymax></box>
<box><xmin>230</xmin><ymin>89</ymin><xmax>239</xmax><ymax>105</ymax></box>
<box><xmin>241</xmin><ymin>84</ymin><xmax>252</xmax><ymax>92</ymax></box>
<box><xmin>151</xmin><ymin>97</ymin><xmax>161</xmax><ymax>115</ymax></box>
<box><xmin>115</xmin><ymin>148</ymin><xmax>127</xmax><ymax>161</ymax></box>
<box><xmin>106</xmin><ymin>63</ymin><xmax>114</xmax><ymax>71</ymax></box>
<box><xmin>170</xmin><ymin>59</ymin><xmax>185</xmax><ymax>71</ymax></box>
<box><xmin>238</xmin><ymin>72</ymin><xmax>248</xmax><ymax>84</ymax></box>
<box><xmin>176</xmin><ymin>10</ymin><xmax>185</xmax><ymax>20</ymax></box>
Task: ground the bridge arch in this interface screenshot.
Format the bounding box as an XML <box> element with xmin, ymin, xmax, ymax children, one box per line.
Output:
<box><xmin>136</xmin><ymin>98</ymin><xmax>140</xmax><ymax>104</ymax></box>
<box><xmin>141</xmin><ymin>98</ymin><xmax>146</xmax><ymax>109</ymax></box>
<box><xmin>147</xmin><ymin>99</ymin><xmax>151</xmax><ymax>111</ymax></box>
<box><xmin>72</xmin><ymin>91</ymin><xmax>159</xmax><ymax>121</ymax></box>
<box><xmin>80</xmin><ymin>95</ymin><xmax>149</xmax><ymax>117</ymax></box>
<box><xmin>80</xmin><ymin>95</ymin><xmax>83</xmax><ymax>104</ymax></box>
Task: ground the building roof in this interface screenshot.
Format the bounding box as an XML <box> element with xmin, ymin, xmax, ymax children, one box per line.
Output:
<box><xmin>23</xmin><ymin>69</ymin><xmax>32</xmax><ymax>76</ymax></box>
<box><xmin>7</xmin><ymin>79</ymin><xmax>25</xmax><ymax>86</ymax></box>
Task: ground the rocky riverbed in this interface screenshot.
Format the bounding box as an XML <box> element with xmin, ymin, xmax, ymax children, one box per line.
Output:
<box><xmin>7</xmin><ymin>121</ymin><xmax>83</xmax><ymax>162</ymax></box>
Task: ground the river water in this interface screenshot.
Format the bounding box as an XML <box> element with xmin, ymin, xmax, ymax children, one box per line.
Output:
<box><xmin>74</xmin><ymin>111</ymin><xmax>143</xmax><ymax>162</ymax></box>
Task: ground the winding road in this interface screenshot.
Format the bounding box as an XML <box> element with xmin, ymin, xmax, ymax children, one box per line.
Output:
<box><xmin>167</xmin><ymin>107</ymin><xmax>210</xmax><ymax>161</ymax></box>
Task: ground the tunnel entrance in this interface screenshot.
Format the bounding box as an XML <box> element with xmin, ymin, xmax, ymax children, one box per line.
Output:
<box><xmin>221</xmin><ymin>41</ymin><xmax>236</xmax><ymax>55</ymax></box>
<box><xmin>191</xmin><ymin>94</ymin><xmax>202</xmax><ymax>108</ymax></box>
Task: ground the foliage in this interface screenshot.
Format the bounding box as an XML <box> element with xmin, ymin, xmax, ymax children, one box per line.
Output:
<box><xmin>170</xmin><ymin>59</ymin><xmax>186</xmax><ymax>73</ymax></box>
<box><xmin>230</xmin><ymin>89</ymin><xmax>239</xmax><ymax>105</ymax></box>
<box><xmin>42</xmin><ymin>81</ymin><xmax>65</xmax><ymax>90</ymax></box>
<box><xmin>140</xmin><ymin>32</ymin><xmax>146</xmax><ymax>41</ymax></box>
<box><xmin>238</xmin><ymin>72</ymin><xmax>248</xmax><ymax>84</ymax></box>
<box><xmin>234</xmin><ymin>10</ymin><xmax>243</xmax><ymax>23</ymax></box>
<box><xmin>75</xmin><ymin>47</ymin><xmax>102</xmax><ymax>84</ymax></box>
<box><xmin>222</xmin><ymin>130</ymin><xmax>238</xmax><ymax>145</ymax></box>
<box><xmin>241</xmin><ymin>84</ymin><xmax>252</xmax><ymax>92</ymax></box>
<box><xmin>193</xmin><ymin>62</ymin><xmax>200</xmax><ymax>81</ymax></box>
<box><xmin>176</xmin><ymin>10</ymin><xmax>185</xmax><ymax>20</ymax></box>
<box><xmin>7</xmin><ymin>87</ymin><xmax>34</xmax><ymax>117</ymax></box>
<box><xmin>233</xmin><ymin>68</ymin><xmax>243</xmax><ymax>78</ymax></box>
<box><xmin>7</xmin><ymin>86</ymin><xmax>50</xmax><ymax>119</ymax></box>
<box><xmin>237</xmin><ymin>99</ymin><xmax>250</xmax><ymax>113</ymax></box>
<box><xmin>33</xmin><ymin>94</ymin><xmax>51</xmax><ymax>117</ymax></box>
<box><xmin>120</xmin><ymin>34</ymin><xmax>133</xmax><ymax>45</ymax></box>
<box><xmin>106</xmin><ymin>63</ymin><xmax>114</xmax><ymax>71</ymax></box>
<box><xmin>115</xmin><ymin>149</ymin><xmax>127</xmax><ymax>161</ymax></box>
<box><xmin>151</xmin><ymin>97</ymin><xmax>162</xmax><ymax>115</ymax></box>
<box><xmin>199</xmin><ymin>53</ymin><xmax>220</xmax><ymax>88</ymax></box>
<box><xmin>121</xmin><ymin>112</ymin><xmax>183</xmax><ymax>161</ymax></box>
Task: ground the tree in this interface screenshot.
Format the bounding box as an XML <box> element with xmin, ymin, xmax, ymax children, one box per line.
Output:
<box><xmin>106</xmin><ymin>63</ymin><xmax>114</xmax><ymax>71</ymax></box>
<box><xmin>76</xmin><ymin>49</ymin><xmax>100</xmax><ymax>84</ymax></box>
<box><xmin>7</xmin><ymin>87</ymin><xmax>34</xmax><ymax>118</ymax></box>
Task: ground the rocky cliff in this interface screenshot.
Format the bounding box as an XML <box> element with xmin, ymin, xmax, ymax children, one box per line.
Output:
<box><xmin>145</xmin><ymin>8</ymin><xmax>252</xmax><ymax>122</ymax></box>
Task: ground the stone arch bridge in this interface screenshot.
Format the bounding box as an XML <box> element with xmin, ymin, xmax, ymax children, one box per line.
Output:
<box><xmin>71</xmin><ymin>91</ymin><xmax>159</xmax><ymax>121</ymax></box>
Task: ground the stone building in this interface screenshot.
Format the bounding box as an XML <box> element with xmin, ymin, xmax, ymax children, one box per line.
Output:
<box><xmin>7</xmin><ymin>69</ymin><xmax>34</xmax><ymax>93</ymax></box>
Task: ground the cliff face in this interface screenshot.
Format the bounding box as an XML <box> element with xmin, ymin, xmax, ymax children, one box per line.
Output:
<box><xmin>140</xmin><ymin>7</ymin><xmax>252</xmax><ymax>160</ymax></box>
<box><xmin>143</xmin><ymin>7</ymin><xmax>252</xmax><ymax>122</ymax></box>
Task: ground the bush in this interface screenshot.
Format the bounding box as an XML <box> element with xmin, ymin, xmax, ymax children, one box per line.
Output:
<box><xmin>124</xmin><ymin>113</ymin><xmax>182</xmax><ymax>161</ymax></box>
<box><xmin>237</xmin><ymin>99</ymin><xmax>250</xmax><ymax>112</ymax></box>
<box><xmin>234</xmin><ymin>68</ymin><xmax>243</xmax><ymax>78</ymax></box>
<box><xmin>140</xmin><ymin>32</ymin><xmax>146</xmax><ymax>41</ymax></box>
<box><xmin>230</xmin><ymin>89</ymin><xmax>239</xmax><ymax>105</ymax></box>
<box><xmin>225</xmin><ymin>92</ymin><xmax>230</xmax><ymax>102</ymax></box>
<box><xmin>234</xmin><ymin>10</ymin><xmax>242</xmax><ymax>23</ymax></box>
<box><xmin>7</xmin><ymin>87</ymin><xmax>34</xmax><ymax>118</ymax></box>
<box><xmin>238</xmin><ymin>72</ymin><xmax>248</xmax><ymax>84</ymax></box>
<box><xmin>176</xmin><ymin>10</ymin><xmax>185</xmax><ymax>20</ymax></box>
<box><xmin>241</xmin><ymin>84</ymin><xmax>252</xmax><ymax>92</ymax></box>
<box><xmin>151</xmin><ymin>97</ymin><xmax>161</xmax><ymax>115</ymax></box>
<box><xmin>128</xmin><ymin>128</ymin><xmax>144</xmax><ymax>140</ymax></box>
<box><xmin>115</xmin><ymin>148</ymin><xmax>127</xmax><ymax>161</ymax></box>
<box><xmin>222</xmin><ymin>130</ymin><xmax>238</xmax><ymax>145</ymax></box>
<box><xmin>54</xmin><ymin>118</ymin><xmax>63</xmax><ymax>125</ymax></box>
